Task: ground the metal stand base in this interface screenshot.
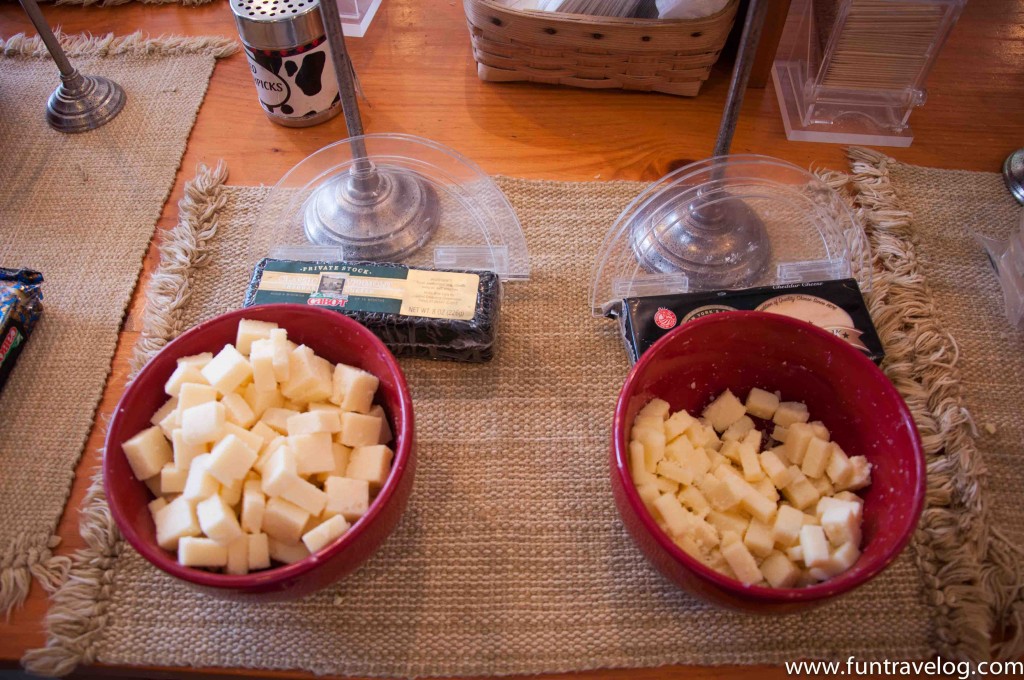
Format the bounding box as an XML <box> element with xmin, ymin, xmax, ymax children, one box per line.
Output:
<box><xmin>1004</xmin><ymin>149</ymin><xmax>1024</xmax><ymax>206</ymax></box>
<box><xmin>304</xmin><ymin>166</ymin><xmax>440</xmax><ymax>261</ymax></box>
<box><xmin>629</xmin><ymin>194</ymin><xmax>771</xmax><ymax>290</ymax></box>
<box><xmin>46</xmin><ymin>70</ymin><xmax>126</xmax><ymax>133</ymax></box>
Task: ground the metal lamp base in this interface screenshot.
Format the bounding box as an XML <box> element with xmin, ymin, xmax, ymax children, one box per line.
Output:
<box><xmin>46</xmin><ymin>71</ymin><xmax>127</xmax><ymax>133</ymax></box>
<box><xmin>304</xmin><ymin>165</ymin><xmax>440</xmax><ymax>261</ymax></box>
<box><xmin>1004</xmin><ymin>149</ymin><xmax>1024</xmax><ymax>206</ymax></box>
<box><xmin>629</xmin><ymin>194</ymin><xmax>771</xmax><ymax>290</ymax></box>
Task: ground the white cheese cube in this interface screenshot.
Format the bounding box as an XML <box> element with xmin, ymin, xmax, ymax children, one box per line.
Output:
<box><xmin>249</xmin><ymin>338</ymin><xmax>278</xmax><ymax>392</ymax></box>
<box><xmin>331</xmin><ymin>363</ymin><xmax>380</xmax><ymax>414</ymax></box>
<box><xmin>289</xmin><ymin>432</ymin><xmax>335</xmax><ymax>476</ymax></box>
<box><xmin>706</xmin><ymin>510</ymin><xmax>749</xmax><ymax>537</ymax></box>
<box><xmin>220</xmin><ymin>392</ymin><xmax>256</xmax><ymax>429</ymax></box>
<box><xmin>148</xmin><ymin>496</ymin><xmax>168</xmax><ymax>519</ymax></box>
<box><xmin>821</xmin><ymin>504</ymin><xmax>862</xmax><ymax>547</ymax></box>
<box><xmin>154</xmin><ymin>496</ymin><xmax>201</xmax><ymax>550</ymax></box>
<box><xmin>633</xmin><ymin>426</ymin><xmax>666</xmax><ymax>473</ymax></box>
<box><xmin>248</xmin><ymin>421</ymin><xmax>279</xmax><ymax>453</ymax></box>
<box><xmin>150</xmin><ymin>396</ymin><xmax>179</xmax><ymax>429</ymax></box>
<box><xmin>722</xmin><ymin>415</ymin><xmax>755</xmax><ymax>442</ymax></box>
<box><xmin>157</xmin><ymin>407</ymin><xmax>181</xmax><ymax>440</ymax></box>
<box><xmin>774</xmin><ymin>401</ymin><xmax>810</xmax><ymax>427</ymax></box>
<box><xmin>630</xmin><ymin>440</ymin><xmax>655</xmax><ymax>484</ymax></box>
<box><xmin>339</xmin><ymin>412</ymin><xmax>386</xmax><ymax>449</ymax></box>
<box><xmin>368</xmin><ymin>404</ymin><xmax>392</xmax><ymax>444</ymax></box>
<box><xmin>160</xmin><ymin>465</ymin><xmax>188</xmax><ymax>494</ymax></box>
<box><xmin>197</xmin><ymin>494</ymin><xmax>243</xmax><ymax>544</ymax></box>
<box><xmin>677</xmin><ymin>486</ymin><xmax>710</xmax><ymax>517</ymax></box>
<box><xmin>809</xmin><ymin>475</ymin><xmax>835</xmax><ymax>497</ymax></box>
<box><xmin>772</xmin><ymin>504</ymin><xmax>804</xmax><ymax>547</ymax></box>
<box><xmin>784</xmin><ymin>423</ymin><xmax>814</xmax><ymax>465</ymax></box>
<box><xmin>178</xmin><ymin>382</ymin><xmax>217</xmax><ymax>413</ymax></box>
<box><xmin>771</xmin><ymin>425</ymin><xmax>789</xmax><ymax>444</ymax></box>
<box><xmin>219</xmin><ymin>422</ymin><xmax>262</xmax><ymax>457</ymax></box>
<box><xmin>220</xmin><ymin>476</ymin><xmax>244</xmax><ymax>507</ymax></box>
<box><xmin>653</xmin><ymin>476</ymin><xmax>679</xmax><ymax>495</ymax></box>
<box><xmin>264</xmin><ymin>327</ymin><xmax>290</xmax><ymax>381</ymax></box>
<box><xmin>323</xmin><ymin>476</ymin><xmax>370</xmax><ymax>521</ymax></box>
<box><xmin>201</xmin><ymin>344</ymin><xmax>253</xmax><ymax>395</ymax></box>
<box><xmin>235</xmin><ymin>318</ymin><xmax>278</xmax><ymax>356</ymax></box>
<box><xmin>745</xmin><ymin>387</ymin><xmax>780</xmax><ymax>420</ymax></box>
<box><xmin>826</xmin><ymin>541</ymin><xmax>861</xmax><ymax>574</ymax></box>
<box><xmin>802</xmin><ymin>511</ymin><xmax>820</xmax><ymax>526</ymax></box>
<box><xmin>698</xmin><ymin>475</ymin><xmax>741</xmax><ymax>512</ymax></box>
<box><xmin>144</xmin><ymin>475</ymin><xmax>163</xmax><ymax>497</ymax></box>
<box><xmin>180</xmin><ymin>401</ymin><xmax>226</xmax><ymax>447</ymax></box>
<box><xmin>664</xmin><ymin>408</ymin><xmax>696</xmax><ymax>442</ymax></box>
<box><xmin>282</xmin><ymin>345</ymin><xmax>333</xmax><ymax>403</ymax></box>
<box><xmin>243</xmin><ymin>382</ymin><xmax>284</xmax><ymax>420</ymax></box>
<box><xmin>782</xmin><ymin>470</ymin><xmax>820</xmax><ymax>511</ymax></box>
<box><xmin>744</xmin><ymin>518</ymin><xmax>775</xmax><ymax>558</ymax></box>
<box><xmin>634</xmin><ymin>414</ymin><xmax>664</xmax><ymax>432</ymax></box>
<box><xmin>302</xmin><ymin>514</ymin><xmax>351</xmax><ymax>554</ymax></box>
<box><xmin>740</xmin><ymin>429</ymin><xmax>761</xmax><ymax>453</ymax></box>
<box><xmin>207</xmin><ymin>434</ymin><xmax>258</xmax><ymax>486</ymax></box>
<box><xmin>719</xmin><ymin>440</ymin><xmax>742</xmax><ymax>464</ymax></box>
<box><xmin>122</xmin><ymin>426</ymin><xmax>173</xmax><ymax>481</ymax></box>
<box><xmin>178</xmin><ymin>352</ymin><xmax>214</xmax><ymax>369</ymax></box>
<box><xmin>171</xmin><ymin>429</ymin><xmax>206</xmax><ymax>470</ymax></box>
<box><xmin>684</xmin><ymin>419</ymin><xmax>714</xmax><ymax>448</ymax></box>
<box><xmin>164</xmin><ymin>364</ymin><xmax>208</xmax><ymax>398</ymax></box>
<box><xmin>808</xmin><ymin>421</ymin><xmax>830</xmax><ymax>441</ymax></box>
<box><xmin>262</xmin><ymin>496</ymin><xmax>311</xmax><ymax>544</ymax></box>
<box><xmin>178</xmin><ymin>537</ymin><xmax>228</xmax><ymax>568</ymax></box>
<box><xmin>314</xmin><ymin>443</ymin><xmax>352</xmax><ymax>485</ymax></box>
<box><xmin>667</xmin><ymin>438</ymin><xmax>710</xmax><ymax>483</ymax></box>
<box><xmin>799</xmin><ymin>525</ymin><xmax>831</xmax><ymax>568</ymax></box>
<box><xmin>739</xmin><ymin>486</ymin><xmax>778</xmax><ymax>524</ymax></box>
<box><xmin>656</xmin><ymin>459</ymin><xmax>693</xmax><ymax>486</ymax></box>
<box><xmin>759</xmin><ymin>450</ymin><xmax>796</xmax><ymax>490</ymax></box>
<box><xmin>241</xmin><ymin>480</ymin><xmax>266</xmax><ymax>533</ymax></box>
<box><xmin>761</xmin><ymin>551</ymin><xmax>800</xmax><ymax>588</ymax></box>
<box><xmin>181</xmin><ymin>453</ymin><xmax>220</xmax><ymax>503</ymax></box>
<box><xmin>753</xmin><ymin>478</ymin><xmax>779</xmax><ymax>503</ymax></box>
<box><xmin>843</xmin><ymin>456</ymin><xmax>872</xmax><ymax>491</ymax></box>
<box><xmin>739</xmin><ymin>443</ymin><xmax>764</xmax><ymax>482</ymax></box>
<box><xmin>834</xmin><ymin>491</ymin><xmax>865</xmax><ymax>509</ymax></box>
<box><xmin>225</xmin><ymin>535</ymin><xmax>249</xmax><ymax>575</ymax></box>
<box><xmin>247</xmin><ymin>532</ymin><xmax>271</xmax><ymax>570</ymax></box>
<box><xmin>786</xmin><ymin>544</ymin><xmax>804</xmax><ymax>564</ymax></box>
<box><xmin>702</xmin><ymin>389</ymin><xmax>746</xmax><ymax>433</ymax></box>
<box><xmin>254</xmin><ymin>436</ymin><xmax>287</xmax><ymax>475</ymax></box>
<box><xmin>721</xmin><ymin>538</ymin><xmax>763</xmax><ymax>585</ymax></box>
<box><xmin>267</xmin><ymin>537</ymin><xmax>310</xmax><ymax>564</ymax></box>
<box><xmin>638</xmin><ymin>398</ymin><xmax>671</xmax><ymax>419</ymax></box>
<box><xmin>287</xmin><ymin>410</ymin><xmax>342</xmax><ymax>436</ymax></box>
<box><xmin>637</xmin><ymin>483</ymin><xmax>662</xmax><ymax>520</ymax></box>
<box><xmin>346</xmin><ymin>445</ymin><xmax>394</xmax><ymax>488</ymax></box>
<box><xmin>652</xmin><ymin>493</ymin><xmax>693</xmax><ymax>538</ymax></box>
<box><xmin>260</xmin><ymin>407</ymin><xmax>300</xmax><ymax>436</ymax></box>
<box><xmin>826</xmin><ymin>442</ymin><xmax>854</xmax><ymax>488</ymax></box>
<box><xmin>801</xmin><ymin>436</ymin><xmax>831</xmax><ymax>479</ymax></box>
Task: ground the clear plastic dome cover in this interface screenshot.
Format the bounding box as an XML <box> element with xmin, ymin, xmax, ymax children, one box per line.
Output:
<box><xmin>250</xmin><ymin>134</ymin><xmax>530</xmax><ymax>281</ymax></box>
<box><xmin>590</xmin><ymin>155</ymin><xmax>870</xmax><ymax>316</ymax></box>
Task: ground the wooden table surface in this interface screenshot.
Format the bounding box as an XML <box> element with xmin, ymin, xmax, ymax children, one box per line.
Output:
<box><xmin>1</xmin><ymin>0</ymin><xmax>1022</xmax><ymax>677</ymax></box>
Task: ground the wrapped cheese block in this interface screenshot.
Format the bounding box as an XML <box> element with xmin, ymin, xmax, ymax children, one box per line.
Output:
<box><xmin>244</xmin><ymin>259</ymin><xmax>501</xmax><ymax>363</ymax></box>
<box><xmin>0</xmin><ymin>267</ymin><xmax>44</xmax><ymax>393</ymax></box>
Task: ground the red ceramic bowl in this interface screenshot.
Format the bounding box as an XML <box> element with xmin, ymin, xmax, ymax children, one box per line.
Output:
<box><xmin>104</xmin><ymin>305</ymin><xmax>415</xmax><ymax>600</ymax></box>
<box><xmin>611</xmin><ymin>311</ymin><xmax>925</xmax><ymax>612</ymax></box>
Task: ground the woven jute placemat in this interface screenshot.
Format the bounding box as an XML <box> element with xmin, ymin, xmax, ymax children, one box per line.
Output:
<box><xmin>0</xmin><ymin>32</ymin><xmax>235</xmax><ymax>617</ymax></box>
<box><xmin>24</xmin><ymin>159</ymin><xmax>1016</xmax><ymax>675</ymax></box>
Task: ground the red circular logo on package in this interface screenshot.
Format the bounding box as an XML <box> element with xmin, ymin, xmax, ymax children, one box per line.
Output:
<box><xmin>653</xmin><ymin>307</ymin><xmax>677</xmax><ymax>330</ymax></box>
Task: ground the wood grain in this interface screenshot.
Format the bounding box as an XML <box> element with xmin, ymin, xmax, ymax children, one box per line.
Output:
<box><xmin>0</xmin><ymin>0</ymin><xmax>1021</xmax><ymax>676</ymax></box>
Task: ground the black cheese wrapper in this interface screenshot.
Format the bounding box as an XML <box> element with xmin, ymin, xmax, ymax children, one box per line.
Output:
<box><xmin>244</xmin><ymin>259</ymin><xmax>501</xmax><ymax>363</ymax></box>
<box><xmin>617</xmin><ymin>278</ymin><xmax>884</xmax><ymax>366</ymax></box>
<box><xmin>0</xmin><ymin>267</ymin><xmax>44</xmax><ymax>393</ymax></box>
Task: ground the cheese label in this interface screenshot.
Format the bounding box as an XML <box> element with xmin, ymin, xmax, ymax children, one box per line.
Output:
<box><xmin>250</xmin><ymin>260</ymin><xmax>480</xmax><ymax>321</ymax></box>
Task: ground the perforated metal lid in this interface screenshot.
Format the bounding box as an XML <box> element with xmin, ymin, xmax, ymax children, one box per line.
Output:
<box><xmin>230</xmin><ymin>0</ymin><xmax>324</xmax><ymax>51</ymax></box>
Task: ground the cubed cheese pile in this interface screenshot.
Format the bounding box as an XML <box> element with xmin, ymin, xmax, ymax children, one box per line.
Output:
<box><xmin>121</xmin><ymin>319</ymin><xmax>395</xmax><ymax>574</ymax></box>
<box><xmin>629</xmin><ymin>388</ymin><xmax>872</xmax><ymax>588</ymax></box>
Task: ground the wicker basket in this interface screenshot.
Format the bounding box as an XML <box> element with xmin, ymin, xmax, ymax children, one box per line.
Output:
<box><xmin>464</xmin><ymin>0</ymin><xmax>740</xmax><ymax>96</ymax></box>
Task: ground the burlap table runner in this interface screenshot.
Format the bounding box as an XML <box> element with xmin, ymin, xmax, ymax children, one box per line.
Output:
<box><xmin>846</xmin><ymin>148</ymin><xmax>1024</xmax><ymax>656</ymax></box>
<box><xmin>31</xmin><ymin>159</ymin><xmax>1016</xmax><ymax>676</ymax></box>
<box><xmin>0</xmin><ymin>32</ymin><xmax>235</xmax><ymax>617</ymax></box>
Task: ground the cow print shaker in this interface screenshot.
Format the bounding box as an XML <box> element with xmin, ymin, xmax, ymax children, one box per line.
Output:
<box><xmin>230</xmin><ymin>0</ymin><xmax>342</xmax><ymax>127</ymax></box>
